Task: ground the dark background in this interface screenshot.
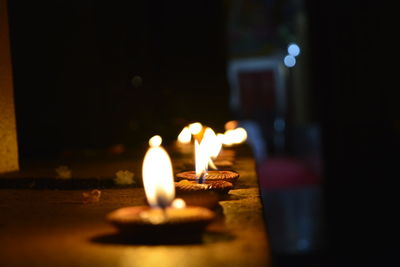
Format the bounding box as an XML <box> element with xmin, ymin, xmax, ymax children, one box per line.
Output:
<box><xmin>306</xmin><ymin>1</ymin><xmax>399</xmax><ymax>265</ymax></box>
<box><xmin>8</xmin><ymin>0</ymin><xmax>230</xmax><ymax>158</ymax></box>
<box><xmin>7</xmin><ymin>0</ymin><xmax>399</xmax><ymax>266</ymax></box>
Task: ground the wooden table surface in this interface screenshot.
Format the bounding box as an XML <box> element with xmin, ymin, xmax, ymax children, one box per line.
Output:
<box><xmin>0</xmin><ymin>146</ymin><xmax>271</xmax><ymax>267</ymax></box>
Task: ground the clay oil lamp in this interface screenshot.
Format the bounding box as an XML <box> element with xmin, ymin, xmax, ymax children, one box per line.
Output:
<box><xmin>106</xmin><ymin>135</ymin><xmax>216</xmax><ymax>238</ymax></box>
<box><xmin>176</xmin><ymin>127</ymin><xmax>239</xmax><ymax>186</ymax></box>
<box><xmin>175</xmin><ymin>128</ymin><xmax>239</xmax><ymax>208</ymax></box>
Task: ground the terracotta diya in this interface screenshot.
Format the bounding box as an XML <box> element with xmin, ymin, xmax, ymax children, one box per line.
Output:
<box><xmin>175</xmin><ymin>179</ymin><xmax>233</xmax><ymax>194</ymax></box>
<box><xmin>106</xmin><ymin>136</ymin><xmax>216</xmax><ymax>237</ymax></box>
<box><xmin>174</xmin><ymin>179</ymin><xmax>233</xmax><ymax>209</ymax></box>
<box><xmin>106</xmin><ymin>201</ymin><xmax>215</xmax><ymax>236</ymax></box>
<box><xmin>175</xmin><ymin>170</ymin><xmax>239</xmax><ymax>185</ymax></box>
<box><xmin>172</xmin><ymin>132</ymin><xmax>240</xmax><ymax>209</ymax></box>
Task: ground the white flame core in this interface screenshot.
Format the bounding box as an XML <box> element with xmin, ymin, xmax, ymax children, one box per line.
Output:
<box><xmin>177</xmin><ymin>127</ymin><xmax>192</xmax><ymax>144</ymax></box>
<box><xmin>217</xmin><ymin>133</ymin><xmax>226</xmax><ymax>144</ymax></box>
<box><xmin>219</xmin><ymin>127</ymin><xmax>248</xmax><ymax>146</ymax></box>
<box><xmin>188</xmin><ymin>122</ymin><xmax>203</xmax><ymax>135</ymax></box>
<box><xmin>149</xmin><ymin>135</ymin><xmax>162</xmax><ymax>147</ymax></box>
<box><xmin>232</xmin><ymin>127</ymin><xmax>248</xmax><ymax>143</ymax></box>
<box><xmin>195</xmin><ymin>140</ymin><xmax>209</xmax><ymax>178</ymax></box>
<box><xmin>202</xmin><ymin>127</ymin><xmax>222</xmax><ymax>159</ymax></box>
<box><xmin>195</xmin><ymin>127</ymin><xmax>222</xmax><ymax>175</ymax></box>
<box><xmin>142</xmin><ymin>146</ymin><xmax>175</xmax><ymax>208</ymax></box>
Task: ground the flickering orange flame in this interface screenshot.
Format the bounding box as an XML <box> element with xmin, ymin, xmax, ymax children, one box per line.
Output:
<box><xmin>224</xmin><ymin>120</ymin><xmax>239</xmax><ymax>130</ymax></box>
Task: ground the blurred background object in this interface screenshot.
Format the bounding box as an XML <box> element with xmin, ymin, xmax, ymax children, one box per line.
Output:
<box><xmin>225</xmin><ymin>0</ymin><xmax>324</xmax><ymax>258</ymax></box>
<box><xmin>0</xmin><ymin>0</ymin><xmax>19</xmax><ymax>173</ymax></box>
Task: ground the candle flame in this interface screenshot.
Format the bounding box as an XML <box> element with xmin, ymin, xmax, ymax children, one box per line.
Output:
<box><xmin>142</xmin><ymin>145</ymin><xmax>175</xmax><ymax>208</ymax></box>
<box><xmin>216</xmin><ymin>133</ymin><xmax>226</xmax><ymax>144</ymax></box>
<box><xmin>224</xmin><ymin>120</ymin><xmax>239</xmax><ymax>130</ymax></box>
<box><xmin>194</xmin><ymin>127</ymin><xmax>222</xmax><ymax>178</ymax></box>
<box><xmin>218</xmin><ymin>127</ymin><xmax>248</xmax><ymax>146</ymax></box>
<box><xmin>208</xmin><ymin>158</ymin><xmax>218</xmax><ymax>170</ymax></box>
<box><xmin>231</xmin><ymin>127</ymin><xmax>248</xmax><ymax>144</ymax></box>
<box><xmin>149</xmin><ymin>135</ymin><xmax>162</xmax><ymax>147</ymax></box>
<box><xmin>177</xmin><ymin>126</ymin><xmax>192</xmax><ymax>144</ymax></box>
<box><xmin>201</xmin><ymin>127</ymin><xmax>222</xmax><ymax>170</ymax></box>
<box><xmin>188</xmin><ymin>122</ymin><xmax>203</xmax><ymax>135</ymax></box>
<box><xmin>202</xmin><ymin>127</ymin><xmax>222</xmax><ymax>159</ymax></box>
<box><xmin>195</xmin><ymin>140</ymin><xmax>209</xmax><ymax>179</ymax></box>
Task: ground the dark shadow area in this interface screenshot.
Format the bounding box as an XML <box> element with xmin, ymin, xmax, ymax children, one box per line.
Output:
<box><xmin>0</xmin><ymin>177</ymin><xmax>135</xmax><ymax>190</ymax></box>
<box><xmin>271</xmin><ymin>252</ymin><xmax>329</xmax><ymax>267</ymax></box>
<box><xmin>7</xmin><ymin>0</ymin><xmax>231</xmax><ymax>160</ymax></box>
<box><xmin>90</xmin><ymin>230</ymin><xmax>235</xmax><ymax>246</ymax></box>
<box><xmin>305</xmin><ymin>0</ymin><xmax>399</xmax><ymax>265</ymax></box>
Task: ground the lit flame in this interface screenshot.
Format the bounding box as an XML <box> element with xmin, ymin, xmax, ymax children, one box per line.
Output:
<box><xmin>218</xmin><ymin>127</ymin><xmax>248</xmax><ymax>146</ymax></box>
<box><xmin>224</xmin><ymin>120</ymin><xmax>238</xmax><ymax>130</ymax></box>
<box><xmin>216</xmin><ymin>133</ymin><xmax>226</xmax><ymax>145</ymax></box>
<box><xmin>177</xmin><ymin>126</ymin><xmax>192</xmax><ymax>144</ymax></box>
<box><xmin>195</xmin><ymin>140</ymin><xmax>209</xmax><ymax>179</ymax></box>
<box><xmin>149</xmin><ymin>135</ymin><xmax>162</xmax><ymax>147</ymax></box>
<box><xmin>188</xmin><ymin>122</ymin><xmax>203</xmax><ymax>135</ymax></box>
<box><xmin>201</xmin><ymin>127</ymin><xmax>222</xmax><ymax>170</ymax></box>
<box><xmin>219</xmin><ymin>130</ymin><xmax>234</xmax><ymax>146</ymax></box>
<box><xmin>202</xmin><ymin>127</ymin><xmax>222</xmax><ymax>158</ymax></box>
<box><xmin>142</xmin><ymin>145</ymin><xmax>175</xmax><ymax>208</ymax></box>
<box><xmin>232</xmin><ymin>127</ymin><xmax>248</xmax><ymax>144</ymax></box>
